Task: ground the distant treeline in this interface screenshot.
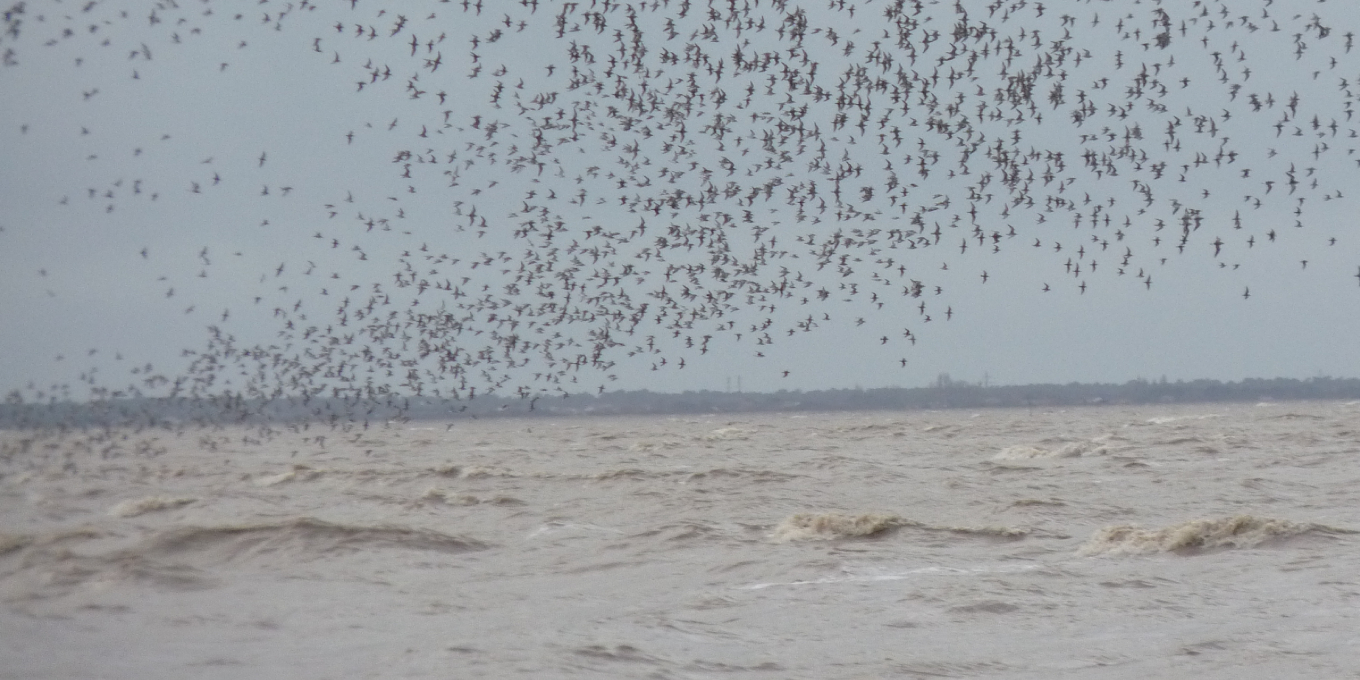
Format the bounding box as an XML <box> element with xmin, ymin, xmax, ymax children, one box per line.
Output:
<box><xmin>494</xmin><ymin>376</ymin><xmax>1360</xmax><ymax>418</ymax></box>
<box><xmin>4</xmin><ymin>377</ymin><xmax>1360</xmax><ymax>429</ymax></box>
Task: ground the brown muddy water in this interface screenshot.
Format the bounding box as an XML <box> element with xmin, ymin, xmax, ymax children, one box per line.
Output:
<box><xmin>3</xmin><ymin>401</ymin><xmax>1359</xmax><ymax>678</ymax></box>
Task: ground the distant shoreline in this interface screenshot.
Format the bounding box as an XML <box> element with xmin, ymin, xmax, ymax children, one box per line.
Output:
<box><xmin>4</xmin><ymin>376</ymin><xmax>1359</xmax><ymax>429</ymax></box>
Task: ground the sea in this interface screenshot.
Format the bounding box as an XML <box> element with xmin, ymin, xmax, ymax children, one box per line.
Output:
<box><xmin>3</xmin><ymin>400</ymin><xmax>1358</xmax><ymax>679</ymax></box>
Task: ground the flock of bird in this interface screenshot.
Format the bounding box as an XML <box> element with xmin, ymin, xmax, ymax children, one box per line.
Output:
<box><xmin>3</xmin><ymin>0</ymin><xmax>1359</xmax><ymax>429</ymax></box>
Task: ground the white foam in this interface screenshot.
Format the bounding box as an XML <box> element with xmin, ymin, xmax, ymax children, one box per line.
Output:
<box><xmin>1144</xmin><ymin>414</ymin><xmax>1222</xmax><ymax>425</ymax></box>
<box><xmin>109</xmin><ymin>496</ymin><xmax>196</xmax><ymax>518</ymax></box>
<box><xmin>740</xmin><ymin>563</ymin><xmax>1043</xmax><ymax>590</ymax></box>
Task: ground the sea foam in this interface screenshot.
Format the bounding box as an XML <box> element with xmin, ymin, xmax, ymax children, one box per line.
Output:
<box><xmin>1078</xmin><ymin>515</ymin><xmax>1351</xmax><ymax>556</ymax></box>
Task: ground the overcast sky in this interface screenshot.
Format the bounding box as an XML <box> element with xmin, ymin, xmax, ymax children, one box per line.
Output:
<box><xmin>2</xmin><ymin>0</ymin><xmax>1358</xmax><ymax>401</ymax></box>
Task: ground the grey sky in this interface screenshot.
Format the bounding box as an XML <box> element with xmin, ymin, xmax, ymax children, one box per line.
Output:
<box><xmin>2</xmin><ymin>0</ymin><xmax>1358</xmax><ymax>402</ymax></box>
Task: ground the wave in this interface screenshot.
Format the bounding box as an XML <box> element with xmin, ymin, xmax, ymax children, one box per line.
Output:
<box><xmin>771</xmin><ymin>513</ymin><xmax>1026</xmax><ymax>542</ymax></box>
<box><xmin>701</xmin><ymin>427</ymin><xmax>753</xmax><ymax>442</ymax></box>
<box><xmin>591</xmin><ymin>468</ymin><xmax>651</xmax><ymax>480</ymax></box>
<box><xmin>421</xmin><ymin>488</ymin><xmax>482</xmax><ymax>505</ymax></box>
<box><xmin>771</xmin><ymin>513</ymin><xmax>907</xmax><ymax>541</ymax></box>
<box><xmin>0</xmin><ymin>527</ymin><xmax>101</xmax><ymax>558</ymax></box>
<box><xmin>1266</xmin><ymin>412</ymin><xmax>1327</xmax><ymax>420</ymax></box>
<box><xmin>739</xmin><ymin>562</ymin><xmax>1045</xmax><ymax>590</ymax></box>
<box><xmin>948</xmin><ymin>600</ymin><xmax>1020</xmax><ymax>614</ymax></box>
<box><xmin>1078</xmin><ymin>515</ymin><xmax>1354</xmax><ymax>556</ymax></box>
<box><xmin>939</xmin><ymin>524</ymin><xmax>1029</xmax><ymax>538</ymax></box>
<box><xmin>681</xmin><ymin>468</ymin><xmax>799</xmax><ymax>484</ymax></box>
<box><xmin>253</xmin><ymin>465</ymin><xmax>323</xmax><ymax>486</ymax></box>
<box><xmin>626</xmin><ymin>521</ymin><xmax>721</xmax><ymax>543</ymax></box>
<box><xmin>992</xmin><ymin>437</ymin><xmax>1115</xmax><ymax>461</ymax></box>
<box><xmin>628</xmin><ymin>440</ymin><xmax>684</xmax><ymax>452</ymax></box>
<box><xmin>425</xmin><ymin>464</ymin><xmax>797</xmax><ymax>484</ymax></box>
<box><xmin>1</xmin><ymin>519</ymin><xmax>491</xmax><ymax>602</ymax></box>
<box><xmin>993</xmin><ymin>444</ymin><xmax>1084</xmax><ymax>460</ymax></box>
<box><xmin>992</xmin><ymin>445</ymin><xmax>1050</xmax><ymax>460</ymax></box>
<box><xmin>109</xmin><ymin>496</ymin><xmax>196</xmax><ymax>517</ymax></box>
<box><xmin>0</xmin><ymin>527</ymin><xmax>211</xmax><ymax>599</ymax></box>
<box><xmin>825</xmin><ymin>422</ymin><xmax>910</xmax><ymax>438</ymax></box>
<box><xmin>457</xmin><ymin>465</ymin><xmax>520</xmax><ymax>479</ymax></box>
<box><xmin>422</xmin><ymin>489</ymin><xmax>526</xmax><ymax>506</ymax></box>
<box><xmin>0</xmin><ymin>538</ymin><xmax>26</xmax><ymax>558</ymax></box>
<box><xmin>572</xmin><ymin>644</ymin><xmax>659</xmax><ymax>663</ymax></box>
<box><xmin>1140</xmin><ymin>414</ymin><xmax>1222</xmax><ymax>426</ymax></box>
<box><xmin>138</xmin><ymin>517</ymin><xmax>491</xmax><ymax>562</ymax></box>
<box><xmin>20</xmin><ymin>554</ymin><xmax>214</xmax><ymax>597</ymax></box>
<box><xmin>1008</xmin><ymin>498</ymin><xmax>1067</xmax><ymax>508</ymax></box>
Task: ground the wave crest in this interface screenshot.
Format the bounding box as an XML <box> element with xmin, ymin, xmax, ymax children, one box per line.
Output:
<box><xmin>993</xmin><ymin>440</ymin><xmax>1104</xmax><ymax>461</ymax></box>
<box><xmin>772</xmin><ymin>513</ymin><xmax>1027</xmax><ymax>542</ymax></box>
<box><xmin>109</xmin><ymin>496</ymin><xmax>196</xmax><ymax>518</ymax></box>
<box><xmin>772</xmin><ymin>513</ymin><xmax>911</xmax><ymax>541</ymax></box>
<box><xmin>1079</xmin><ymin>515</ymin><xmax>1352</xmax><ymax>556</ymax></box>
<box><xmin>140</xmin><ymin>517</ymin><xmax>491</xmax><ymax>561</ymax></box>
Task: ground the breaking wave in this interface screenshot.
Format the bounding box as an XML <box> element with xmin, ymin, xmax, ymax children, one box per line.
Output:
<box><xmin>701</xmin><ymin>427</ymin><xmax>753</xmax><ymax>442</ymax></box>
<box><xmin>456</xmin><ymin>465</ymin><xmax>521</xmax><ymax>479</ymax></box>
<box><xmin>0</xmin><ymin>528</ymin><xmax>101</xmax><ymax>558</ymax></box>
<box><xmin>1078</xmin><ymin>515</ymin><xmax>1354</xmax><ymax>556</ymax></box>
<box><xmin>138</xmin><ymin>517</ymin><xmax>491</xmax><ymax>561</ymax></box>
<box><xmin>0</xmin><ymin>518</ymin><xmax>493</xmax><ymax>601</ymax></box>
<box><xmin>771</xmin><ymin>513</ymin><xmax>1026</xmax><ymax>542</ymax></box>
<box><xmin>629</xmin><ymin>440</ymin><xmax>684</xmax><ymax>452</ymax></box>
<box><xmin>993</xmin><ymin>436</ymin><xmax>1118</xmax><ymax>461</ymax></box>
<box><xmin>423</xmin><ymin>464</ymin><xmax>797</xmax><ymax>484</ymax></box>
<box><xmin>0</xmin><ymin>528</ymin><xmax>212</xmax><ymax>599</ymax></box>
<box><xmin>422</xmin><ymin>488</ymin><xmax>526</xmax><ymax>506</ymax></box>
<box><xmin>993</xmin><ymin>444</ymin><xmax>1086</xmax><ymax>460</ymax></box>
<box><xmin>771</xmin><ymin>513</ymin><xmax>907</xmax><ymax>540</ymax></box>
<box><xmin>421</xmin><ymin>488</ymin><xmax>482</xmax><ymax>505</ymax></box>
<box><xmin>1141</xmin><ymin>414</ymin><xmax>1223</xmax><ymax>426</ymax></box>
<box><xmin>109</xmin><ymin>496</ymin><xmax>196</xmax><ymax>517</ymax></box>
<box><xmin>253</xmin><ymin>465</ymin><xmax>323</xmax><ymax>486</ymax></box>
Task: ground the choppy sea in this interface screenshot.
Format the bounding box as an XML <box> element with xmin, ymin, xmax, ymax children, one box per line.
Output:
<box><xmin>3</xmin><ymin>401</ymin><xmax>1359</xmax><ymax>678</ymax></box>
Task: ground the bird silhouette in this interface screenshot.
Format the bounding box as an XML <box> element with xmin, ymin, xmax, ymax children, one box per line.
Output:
<box><xmin>4</xmin><ymin>0</ymin><xmax>1358</xmax><ymax>424</ymax></box>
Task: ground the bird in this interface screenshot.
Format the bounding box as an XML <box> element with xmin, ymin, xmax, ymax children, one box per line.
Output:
<box><xmin>6</xmin><ymin>0</ymin><xmax>1359</xmax><ymax>424</ymax></box>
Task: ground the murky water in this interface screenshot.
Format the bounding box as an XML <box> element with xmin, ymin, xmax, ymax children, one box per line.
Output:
<box><xmin>3</xmin><ymin>401</ymin><xmax>1359</xmax><ymax>678</ymax></box>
